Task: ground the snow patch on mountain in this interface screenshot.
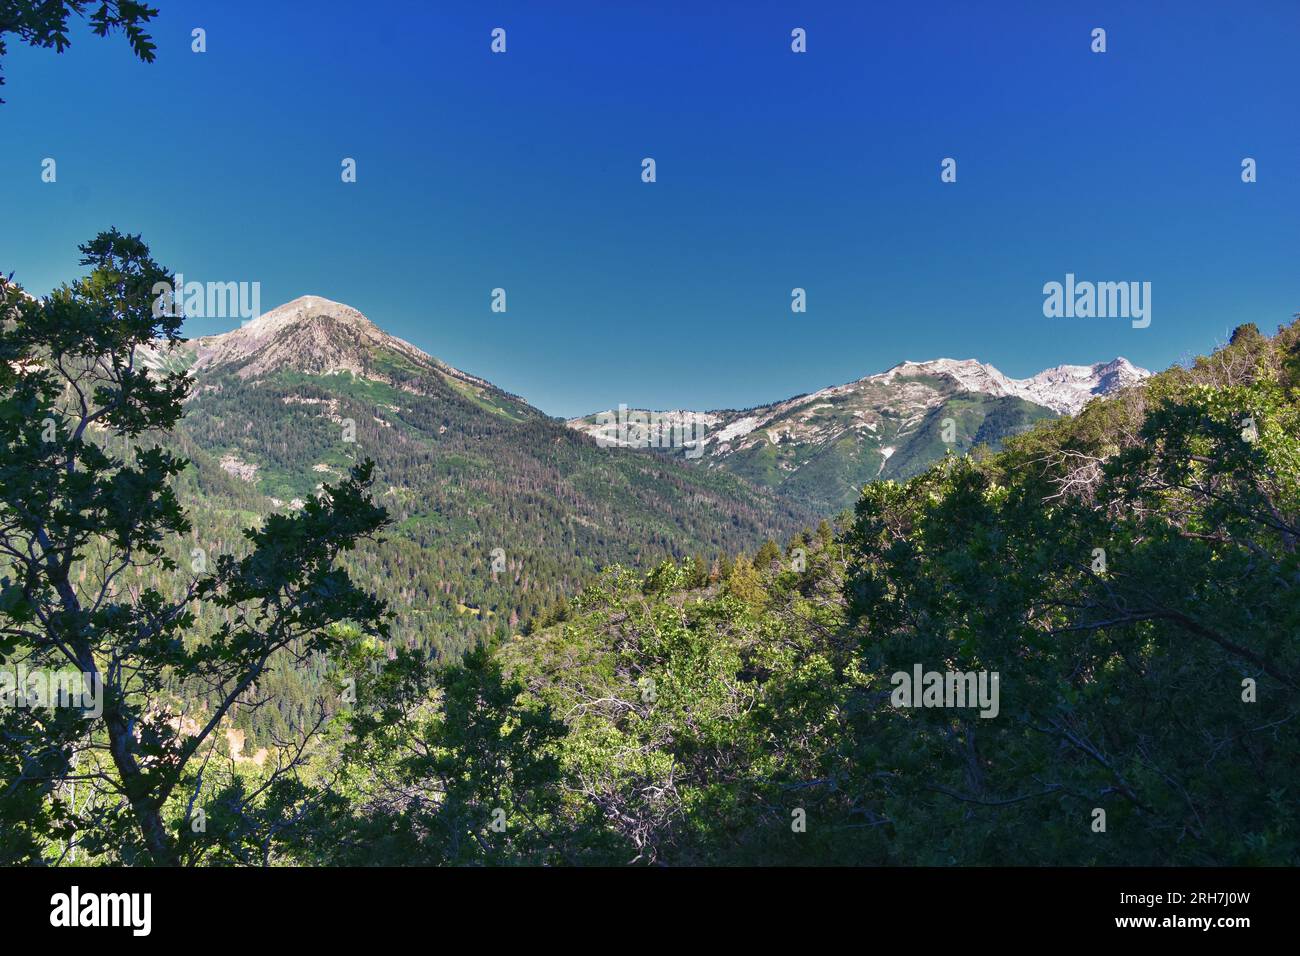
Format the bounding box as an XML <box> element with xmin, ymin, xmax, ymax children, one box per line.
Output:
<box><xmin>875</xmin><ymin>356</ymin><xmax>1150</xmax><ymax>415</ymax></box>
<box><xmin>715</xmin><ymin>416</ymin><xmax>762</xmax><ymax>444</ymax></box>
<box><xmin>1013</xmin><ymin>357</ymin><xmax>1149</xmax><ymax>414</ymax></box>
<box><xmin>566</xmin><ymin>355</ymin><xmax>1152</xmax><ymax>456</ymax></box>
<box><xmin>874</xmin><ymin>358</ymin><xmax>1020</xmax><ymax>397</ymax></box>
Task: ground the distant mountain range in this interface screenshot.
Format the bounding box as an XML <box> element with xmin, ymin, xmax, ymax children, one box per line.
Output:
<box><xmin>568</xmin><ymin>355</ymin><xmax>1149</xmax><ymax>513</ymax></box>
<box><xmin>138</xmin><ymin>296</ymin><xmax>1151</xmax><ymax>641</ymax></box>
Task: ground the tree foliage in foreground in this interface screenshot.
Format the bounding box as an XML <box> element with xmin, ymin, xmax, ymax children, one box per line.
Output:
<box><xmin>838</xmin><ymin>321</ymin><xmax>1300</xmax><ymax>863</ymax></box>
<box><xmin>0</xmin><ymin>231</ymin><xmax>391</xmax><ymax>864</ymax></box>
<box><xmin>0</xmin><ymin>0</ymin><xmax>158</xmax><ymax>102</ymax></box>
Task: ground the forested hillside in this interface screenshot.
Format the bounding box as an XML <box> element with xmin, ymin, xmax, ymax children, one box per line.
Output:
<box><xmin>144</xmin><ymin>299</ymin><xmax>813</xmax><ymax>645</ymax></box>
<box><xmin>307</xmin><ymin>316</ymin><xmax>1298</xmax><ymax>865</ymax></box>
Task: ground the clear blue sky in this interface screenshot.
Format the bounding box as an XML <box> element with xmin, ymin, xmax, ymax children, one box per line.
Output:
<box><xmin>1</xmin><ymin>0</ymin><xmax>1297</xmax><ymax>418</ymax></box>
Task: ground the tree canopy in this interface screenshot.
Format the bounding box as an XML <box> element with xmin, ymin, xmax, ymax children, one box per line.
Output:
<box><xmin>0</xmin><ymin>1</ymin><xmax>158</xmax><ymax>102</ymax></box>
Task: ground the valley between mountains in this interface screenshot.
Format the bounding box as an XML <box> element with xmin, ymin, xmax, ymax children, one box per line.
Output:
<box><xmin>142</xmin><ymin>295</ymin><xmax>1149</xmax><ymax>659</ymax></box>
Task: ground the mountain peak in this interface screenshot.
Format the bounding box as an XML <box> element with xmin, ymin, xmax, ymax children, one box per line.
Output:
<box><xmin>874</xmin><ymin>358</ymin><xmax>1018</xmax><ymax>397</ymax></box>
<box><xmin>1096</xmin><ymin>356</ymin><xmax>1139</xmax><ymax>375</ymax></box>
<box><xmin>1018</xmin><ymin>357</ymin><xmax>1149</xmax><ymax>413</ymax></box>
<box><xmin>875</xmin><ymin>355</ymin><xmax>1149</xmax><ymax>414</ymax></box>
<box><xmin>188</xmin><ymin>296</ymin><xmax>432</xmax><ymax>380</ymax></box>
<box><xmin>884</xmin><ymin>358</ymin><xmax>989</xmax><ymax>375</ymax></box>
<box><xmin>241</xmin><ymin>295</ymin><xmax>377</xmax><ymax>335</ymax></box>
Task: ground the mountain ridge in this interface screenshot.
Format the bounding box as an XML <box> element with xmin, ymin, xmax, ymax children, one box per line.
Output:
<box><xmin>144</xmin><ymin>296</ymin><xmax>1152</xmax><ymax>517</ymax></box>
<box><xmin>149</xmin><ymin>297</ymin><xmax>1149</xmax><ymax>423</ymax></box>
<box><xmin>566</xmin><ymin>353</ymin><xmax>1150</xmax><ymax>513</ymax></box>
<box><xmin>569</xmin><ymin>355</ymin><xmax>1149</xmax><ymax>426</ymax></box>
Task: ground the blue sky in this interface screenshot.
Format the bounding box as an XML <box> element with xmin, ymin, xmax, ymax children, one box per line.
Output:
<box><xmin>1</xmin><ymin>0</ymin><xmax>1297</xmax><ymax>418</ymax></box>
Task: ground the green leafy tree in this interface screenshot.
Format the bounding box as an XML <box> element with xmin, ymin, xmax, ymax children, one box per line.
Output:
<box><xmin>841</xmin><ymin>320</ymin><xmax>1300</xmax><ymax>864</ymax></box>
<box><xmin>754</xmin><ymin>538</ymin><xmax>781</xmax><ymax>571</ymax></box>
<box><xmin>0</xmin><ymin>231</ymin><xmax>390</xmax><ymax>864</ymax></box>
<box><xmin>329</xmin><ymin>640</ymin><xmax>571</xmax><ymax>865</ymax></box>
<box><xmin>0</xmin><ymin>1</ymin><xmax>159</xmax><ymax>102</ymax></box>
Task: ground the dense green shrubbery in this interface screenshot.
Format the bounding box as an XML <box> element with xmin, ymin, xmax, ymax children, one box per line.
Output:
<box><xmin>416</xmin><ymin>316</ymin><xmax>1299</xmax><ymax>865</ymax></box>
